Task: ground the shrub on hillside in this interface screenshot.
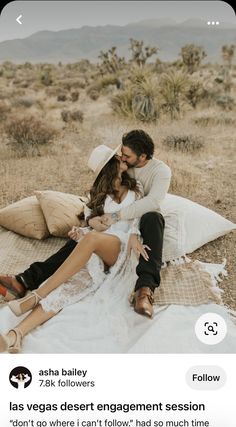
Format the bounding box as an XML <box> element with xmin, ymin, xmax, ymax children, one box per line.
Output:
<box><xmin>0</xmin><ymin>101</ymin><xmax>10</xmax><ymax>121</ymax></box>
<box><xmin>89</xmin><ymin>90</ymin><xmax>100</xmax><ymax>101</ymax></box>
<box><xmin>111</xmin><ymin>77</ymin><xmax>159</xmax><ymax>122</ymax></box>
<box><xmin>87</xmin><ymin>74</ymin><xmax>121</xmax><ymax>96</ymax></box>
<box><xmin>11</xmin><ymin>97</ymin><xmax>36</xmax><ymax>108</ymax></box>
<box><xmin>193</xmin><ymin>113</ymin><xmax>236</xmax><ymax>126</ymax></box>
<box><xmin>215</xmin><ymin>95</ymin><xmax>235</xmax><ymax>111</ymax></box>
<box><xmin>70</xmin><ymin>91</ymin><xmax>79</xmax><ymax>102</ymax></box>
<box><xmin>159</xmin><ymin>70</ymin><xmax>189</xmax><ymax>119</ymax></box>
<box><xmin>61</xmin><ymin>109</ymin><xmax>84</xmax><ymax>123</ymax></box>
<box><xmin>41</xmin><ymin>70</ymin><xmax>53</xmax><ymax>86</ymax></box>
<box><xmin>162</xmin><ymin>134</ymin><xmax>204</xmax><ymax>152</ymax></box>
<box><xmin>4</xmin><ymin>116</ymin><xmax>57</xmax><ymax>154</ymax></box>
<box><xmin>57</xmin><ymin>93</ymin><xmax>67</xmax><ymax>102</ymax></box>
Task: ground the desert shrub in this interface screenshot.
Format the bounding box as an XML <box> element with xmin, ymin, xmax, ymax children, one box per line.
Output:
<box><xmin>131</xmin><ymin>79</ymin><xmax>159</xmax><ymax>121</ymax></box>
<box><xmin>185</xmin><ymin>81</ymin><xmax>204</xmax><ymax>108</ymax></box>
<box><xmin>11</xmin><ymin>97</ymin><xmax>36</xmax><ymax>108</ymax></box>
<box><xmin>70</xmin><ymin>91</ymin><xmax>79</xmax><ymax>102</ymax></box>
<box><xmin>111</xmin><ymin>76</ymin><xmax>159</xmax><ymax>122</ymax></box>
<box><xmin>2</xmin><ymin>61</ymin><xmax>15</xmax><ymax>71</ymax></box>
<box><xmin>214</xmin><ymin>76</ymin><xmax>224</xmax><ymax>84</ymax></box>
<box><xmin>0</xmin><ymin>101</ymin><xmax>10</xmax><ymax>121</ymax></box>
<box><xmin>215</xmin><ymin>95</ymin><xmax>235</xmax><ymax>111</ymax></box>
<box><xmin>61</xmin><ymin>109</ymin><xmax>84</xmax><ymax>123</ymax></box>
<box><xmin>4</xmin><ymin>116</ymin><xmax>57</xmax><ymax>155</ymax></box>
<box><xmin>23</xmin><ymin>62</ymin><xmax>33</xmax><ymax>70</ymax></box>
<box><xmin>4</xmin><ymin>71</ymin><xmax>16</xmax><ymax>79</ymax></box>
<box><xmin>57</xmin><ymin>78</ymin><xmax>86</xmax><ymax>90</ymax></box>
<box><xmin>41</xmin><ymin>70</ymin><xmax>53</xmax><ymax>86</ymax></box>
<box><xmin>17</xmin><ymin>80</ymin><xmax>31</xmax><ymax>88</ymax></box>
<box><xmin>193</xmin><ymin>113</ymin><xmax>236</xmax><ymax>126</ymax></box>
<box><xmin>0</xmin><ymin>91</ymin><xmax>8</xmax><ymax>100</ymax></box>
<box><xmin>87</xmin><ymin>74</ymin><xmax>120</xmax><ymax>95</ymax></box>
<box><xmin>129</xmin><ymin>66</ymin><xmax>152</xmax><ymax>84</ymax></box>
<box><xmin>89</xmin><ymin>90</ymin><xmax>100</xmax><ymax>100</ymax></box>
<box><xmin>57</xmin><ymin>93</ymin><xmax>67</xmax><ymax>102</ymax></box>
<box><xmin>153</xmin><ymin>59</ymin><xmax>167</xmax><ymax>73</ymax></box>
<box><xmin>198</xmin><ymin>87</ymin><xmax>219</xmax><ymax>107</ymax></box>
<box><xmin>111</xmin><ymin>88</ymin><xmax>133</xmax><ymax>117</ymax></box>
<box><xmin>159</xmin><ymin>70</ymin><xmax>189</xmax><ymax>119</ymax></box>
<box><xmin>162</xmin><ymin>134</ymin><xmax>204</xmax><ymax>152</ymax></box>
<box><xmin>45</xmin><ymin>86</ymin><xmax>62</xmax><ymax>97</ymax></box>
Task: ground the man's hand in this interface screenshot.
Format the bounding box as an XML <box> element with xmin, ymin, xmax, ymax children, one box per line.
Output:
<box><xmin>88</xmin><ymin>216</ymin><xmax>109</xmax><ymax>232</ymax></box>
<box><xmin>101</xmin><ymin>212</ymin><xmax>120</xmax><ymax>226</ymax></box>
<box><xmin>127</xmin><ymin>234</ymin><xmax>151</xmax><ymax>261</ymax></box>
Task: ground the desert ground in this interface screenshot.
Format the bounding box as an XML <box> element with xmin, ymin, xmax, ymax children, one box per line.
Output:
<box><xmin>0</xmin><ymin>53</ymin><xmax>235</xmax><ymax>309</ymax></box>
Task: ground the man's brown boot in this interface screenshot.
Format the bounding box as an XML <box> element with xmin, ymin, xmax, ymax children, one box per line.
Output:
<box><xmin>0</xmin><ymin>275</ymin><xmax>26</xmax><ymax>301</ymax></box>
<box><xmin>134</xmin><ymin>286</ymin><xmax>154</xmax><ymax>318</ymax></box>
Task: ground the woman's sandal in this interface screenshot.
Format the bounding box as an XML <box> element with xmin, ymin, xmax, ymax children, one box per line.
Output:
<box><xmin>0</xmin><ymin>328</ymin><xmax>23</xmax><ymax>353</ymax></box>
<box><xmin>8</xmin><ymin>290</ymin><xmax>42</xmax><ymax>317</ymax></box>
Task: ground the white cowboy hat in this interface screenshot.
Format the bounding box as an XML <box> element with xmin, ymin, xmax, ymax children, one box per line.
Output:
<box><xmin>87</xmin><ymin>144</ymin><xmax>121</xmax><ymax>178</ymax></box>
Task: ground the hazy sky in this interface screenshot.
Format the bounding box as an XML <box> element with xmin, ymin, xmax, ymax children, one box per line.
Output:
<box><xmin>0</xmin><ymin>1</ymin><xmax>235</xmax><ymax>42</ymax></box>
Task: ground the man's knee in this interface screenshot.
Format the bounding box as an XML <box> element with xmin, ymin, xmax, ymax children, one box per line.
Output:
<box><xmin>140</xmin><ymin>211</ymin><xmax>165</xmax><ymax>229</ymax></box>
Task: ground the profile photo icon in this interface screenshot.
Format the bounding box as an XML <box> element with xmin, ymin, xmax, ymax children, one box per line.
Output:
<box><xmin>9</xmin><ymin>366</ymin><xmax>32</xmax><ymax>389</ymax></box>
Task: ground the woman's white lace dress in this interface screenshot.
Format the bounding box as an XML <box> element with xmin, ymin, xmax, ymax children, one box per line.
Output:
<box><xmin>40</xmin><ymin>189</ymin><xmax>141</xmax><ymax>313</ymax></box>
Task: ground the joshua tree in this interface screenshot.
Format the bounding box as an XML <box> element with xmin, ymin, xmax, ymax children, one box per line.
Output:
<box><xmin>180</xmin><ymin>44</ymin><xmax>206</xmax><ymax>74</ymax></box>
<box><xmin>129</xmin><ymin>38</ymin><xmax>158</xmax><ymax>67</ymax></box>
<box><xmin>98</xmin><ymin>47</ymin><xmax>125</xmax><ymax>74</ymax></box>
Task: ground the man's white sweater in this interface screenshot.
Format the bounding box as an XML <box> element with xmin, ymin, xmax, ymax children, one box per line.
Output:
<box><xmin>120</xmin><ymin>158</ymin><xmax>171</xmax><ymax>220</ymax></box>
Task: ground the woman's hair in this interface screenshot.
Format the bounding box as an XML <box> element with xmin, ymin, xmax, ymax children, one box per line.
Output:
<box><xmin>81</xmin><ymin>156</ymin><xmax>140</xmax><ymax>220</ymax></box>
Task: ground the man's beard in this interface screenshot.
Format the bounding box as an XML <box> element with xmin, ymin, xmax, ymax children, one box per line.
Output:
<box><xmin>126</xmin><ymin>159</ymin><xmax>140</xmax><ymax>168</ymax></box>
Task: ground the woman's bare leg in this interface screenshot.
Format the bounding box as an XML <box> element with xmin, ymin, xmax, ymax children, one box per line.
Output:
<box><xmin>15</xmin><ymin>232</ymin><xmax>121</xmax><ymax>312</ymax></box>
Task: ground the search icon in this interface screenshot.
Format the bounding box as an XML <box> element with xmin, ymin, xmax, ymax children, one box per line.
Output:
<box><xmin>195</xmin><ymin>314</ymin><xmax>227</xmax><ymax>345</ymax></box>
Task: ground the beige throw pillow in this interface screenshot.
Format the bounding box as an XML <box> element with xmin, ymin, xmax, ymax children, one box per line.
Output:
<box><xmin>0</xmin><ymin>196</ymin><xmax>49</xmax><ymax>239</ymax></box>
<box><xmin>35</xmin><ymin>190</ymin><xmax>85</xmax><ymax>237</ymax></box>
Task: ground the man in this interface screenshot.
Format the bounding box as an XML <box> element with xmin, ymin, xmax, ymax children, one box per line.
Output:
<box><xmin>0</xmin><ymin>130</ymin><xmax>171</xmax><ymax>318</ymax></box>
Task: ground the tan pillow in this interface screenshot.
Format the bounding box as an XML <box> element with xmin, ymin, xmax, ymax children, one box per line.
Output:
<box><xmin>0</xmin><ymin>196</ymin><xmax>49</xmax><ymax>239</ymax></box>
<box><xmin>35</xmin><ymin>190</ymin><xmax>85</xmax><ymax>237</ymax></box>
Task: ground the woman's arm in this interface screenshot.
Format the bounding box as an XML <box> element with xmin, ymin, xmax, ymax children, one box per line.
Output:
<box><xmin>82</xmin><ymin>205</ymin><xmax>109</xmax><ymax>232</ymax></box>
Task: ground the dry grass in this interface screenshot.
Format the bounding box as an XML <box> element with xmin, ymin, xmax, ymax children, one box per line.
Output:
<box><xmin>0</xmin><ymin>63</ymin><xmax>235</xmax><ymax>310</ymax></box>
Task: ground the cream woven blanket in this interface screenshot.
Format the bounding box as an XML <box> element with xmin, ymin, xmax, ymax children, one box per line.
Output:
<box><xmin>0</xmin><ymin>226</ymin><xmax>222</xmax><ymax>306</ymax></box>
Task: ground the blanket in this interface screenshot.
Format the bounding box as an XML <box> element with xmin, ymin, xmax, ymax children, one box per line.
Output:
<box><xmin>0</xmin><ymin>226</ymin><xmax>236</xmax><ymax>353</ymax></box>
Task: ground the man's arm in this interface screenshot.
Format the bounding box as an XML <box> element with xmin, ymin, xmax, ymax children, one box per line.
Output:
<box><xmin>120</xmin><ymin>166</ymin><xmax>171</xmax><ymax>220</ymax></box>
<box><xmin>102</xmin><ymin>164</ymin><xmax>171</xmax><ymax>225</ymax></box>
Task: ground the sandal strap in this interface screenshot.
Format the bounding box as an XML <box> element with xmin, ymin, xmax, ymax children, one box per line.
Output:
<box><xmin>8</xmin><ymin>328</ymin><xmax>23</xmax><ymax>352</ymax></box>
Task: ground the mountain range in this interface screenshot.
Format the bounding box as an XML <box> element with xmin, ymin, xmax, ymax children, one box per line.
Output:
<box><xmin>0</xmin><ymin>18</ymin><xmax>235</xmax><ymax>63</ymax></box>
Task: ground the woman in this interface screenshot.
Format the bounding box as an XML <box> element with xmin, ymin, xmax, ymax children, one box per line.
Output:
<box><xmin>0</xmin><ymin>145</ymin><xmax>149</xmax><ymax>353</ymax></box>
